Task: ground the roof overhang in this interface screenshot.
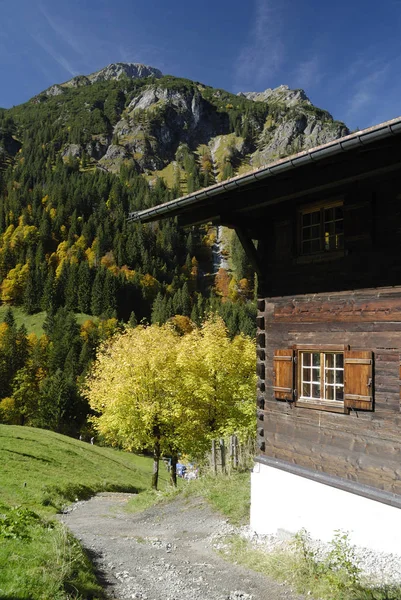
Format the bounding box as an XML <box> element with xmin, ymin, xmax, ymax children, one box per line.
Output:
<box><xmin>128</xmin><ymin>116</ymin><xmax>401</xmax><ymax>229</ymax></box>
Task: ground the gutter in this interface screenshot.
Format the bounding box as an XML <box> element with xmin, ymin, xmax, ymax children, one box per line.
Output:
<box><xmin>128</xmin><ymin>116</ymin><xmax>401</xmax><ymax>223</ymax></box>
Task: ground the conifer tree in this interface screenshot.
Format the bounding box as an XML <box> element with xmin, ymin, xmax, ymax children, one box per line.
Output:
<box><xmin>128</xmin><ymin>311</ymin><xmax>137</xmax><ymax>328</ymax></box>
<box><xmin>103</xmin><ymin>270</ymin><xmax>117</xmax><ymax>317</ymax></box>
<box><xmin>65</xmin><ymin>263</ymin><xmax>78</xmax><ymax>312</ymax></box>
<box><xmin>41</xmin><ymin>269</ymin><xmax>55</xmax><ymax>312</ymax></box>
<box><xmin>23</xmin><ymin>264</ymin><xmax>38</xmax><ymax>314</ymax></box>
<box><xmin>77</xmin><ymin>261</ymin><xmax>92</xmax><ymax>314</ymax></box>
<box><xmin>91</xmin><ymin>268</ymin><xmax>105</xmax><ymax>316</ymax></box>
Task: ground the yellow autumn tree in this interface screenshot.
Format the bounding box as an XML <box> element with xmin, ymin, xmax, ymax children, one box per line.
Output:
<box><xmin>0</xmin><ymin>263</ymin><xmax>29</xmax><ymax>304</ymax></box>
<box><xmin>84</xmin><ymin>317</ymin><xmax>256</xmax><ymax>489</ymax></box>
<box><xmin>176</xmin><ymin>314</ymin><xmax>256</xmax><ymax>442</ymax></box>
<box><xmin>84</xmin><ymin>324</ymin><xmax>196</xmax><ymax>489</ymax></box>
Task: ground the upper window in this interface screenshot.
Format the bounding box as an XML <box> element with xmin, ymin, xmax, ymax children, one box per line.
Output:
<box><xmin>300</xmin><ymin>201</ymin><xmax>344</xmax><ymax>254</ymax></box>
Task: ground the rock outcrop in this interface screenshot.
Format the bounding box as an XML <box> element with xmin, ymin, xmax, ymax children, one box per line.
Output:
<box><xmin>239</xmin><ymin>84</ymin><xmax>311</xmax><ymax>107</ymax></box>
<box><xmin>87</xmin><ymin>63</ymin><xmax>162</xmax><ymax>83</ymax></box>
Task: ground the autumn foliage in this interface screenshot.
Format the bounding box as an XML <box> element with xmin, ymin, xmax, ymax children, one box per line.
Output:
<box><xmin>84</xmin><ymin>315</ymin><xmax>256</xmax><ymax>489</ymax></box>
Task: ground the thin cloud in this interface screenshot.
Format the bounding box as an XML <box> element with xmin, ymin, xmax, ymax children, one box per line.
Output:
<box><xmin>292</xmin><ymin>56</ymin><xmax>321</xmax><ymax>92</ymax></box>
<box><xmin>345</xmin><ymin>63</ymin><xmax>390</xmax><ymax>120</ymax></box>
<box><xmin>31</xmin><ymin>33</ymin><xmax>78</xmax><ymax>77</ymax></box>
<box><xmin>235</xmin><ymin>0</ymin><xmax>284</xmax><ymax>90</ymax></box>
<box><xmin>39</xmin><ymin>3</ymin><xmax>84</xmax><ymax>58</ymax></box>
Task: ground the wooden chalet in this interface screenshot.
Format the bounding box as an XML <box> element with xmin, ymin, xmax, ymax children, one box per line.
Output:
<box><xmin>130</xmin><ymin>116</ymin><xmax>401</xmax><ymax>553</ymax></box>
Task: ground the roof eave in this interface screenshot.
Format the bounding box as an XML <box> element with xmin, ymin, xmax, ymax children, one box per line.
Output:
<box><xmin>128</xmin><ymin>116</ymin><xmax>401</xmax><ymax>224</ymax></box>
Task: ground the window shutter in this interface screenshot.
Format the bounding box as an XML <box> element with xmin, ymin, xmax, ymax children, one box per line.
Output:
<box><xmin>273</xmin><ymin>349</ymin><xmax>294</xmax><ymax>401</ymax></box>
<box><xmin>344</xmin><ymin>350</ymin><xmax>373</xmax><ymax>411</ymax></box>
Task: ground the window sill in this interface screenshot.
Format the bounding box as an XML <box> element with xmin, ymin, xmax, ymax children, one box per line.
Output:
<box><xmin>296</xmin><ymin>399</ymin><xmax>346</xmax><ymax>414</ymax></box>
<box><xmin>295</xmin><ymin>249</ymin><xmax>347</xmax><ymax>265</ymax></box>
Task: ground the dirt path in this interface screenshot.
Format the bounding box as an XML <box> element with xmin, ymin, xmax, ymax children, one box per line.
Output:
<box><xmin>60</xmin><ymin>493</ymin><xmax>304</xmax><ymax>600</ymax></box>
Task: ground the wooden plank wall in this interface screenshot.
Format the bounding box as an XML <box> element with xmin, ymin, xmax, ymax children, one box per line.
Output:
<box><xmin>254</xmin><ymin>171</ymin><xmax>401</xmax><ymax>495</ymax></box>
<box><xmin>256</xmin><ymin>288</ymin><xmax>401</xmax><ymax>495</ymax></box>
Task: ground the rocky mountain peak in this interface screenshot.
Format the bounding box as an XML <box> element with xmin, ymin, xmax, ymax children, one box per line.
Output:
<box><xmin>87</xmin><ymin>63</ymin><xmax>163</xmax><ymax>83</ymax></box>
<box><xmin>42</xmin><ymin>63</ymin><xmax>163</xmax><ymax>97</ymax></box>
<box><xmin>239</xmin><ymin>84</ymin><xmax>311</xmax><ymax>107</ymax></box>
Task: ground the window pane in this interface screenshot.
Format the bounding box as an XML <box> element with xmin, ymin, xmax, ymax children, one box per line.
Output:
<box><xmin>326</xmin><ymin>370</ymin><xmax>334</xmax><ymax>384</ymax></box>
<box><xmin>312</xmin><ymin>384</ymin><xmax>321</xmax><ymax>398</ymax></box>
<box><xmin>325</xmin><ymin>354</ymin><xmax>334</xmax><ymax>368</ymax></box>
<box><xmin>335</xmin><ymin>354</ymin><xmax>343</xmax><ymax>368</ymax></box>
<box><xmin>302</xmin><ymin>353</ymin><xmax>311</xmax><ymax>366</ymax></box>
<box><xmin>312</xmin><ymin>353</ymin><xmax>320</xmax><ymax>366</ymax></box>
<box><xmin>325</xmin><ymin>222</ymin><xmax>335</xmax><ymax>235</ymax></box>
<box><xmin>334</xmin><ymin>206</ymin><xmax>343</xmax><ymax>220</ymax></box>
<box><xmin>311</xmin><ymin>211</ymin><xmax>320</xmax><ymax>225</ymax></box>
<box><xmin>311</xmin><ymin>239</ymin><xmax>321</xmax><ymax>252</ymax></box>
<box><xmin>335</xmin><ymin>220</ymin><xmax>344</xmax><ymax>234</ymax></box>
<box><xmin>311</xmin><ymin>225</ymin><xmax>320</xmax><ymax>239</ymax></box>
<box><xmin>325</xmin><ymin>385</ymin><xmax>334</xmax><ymax>400</ymax></box>
<box><xmin>336</xmin><ymin>234</ymin><xmax>344</xmax><ymax>249</ymax></box>
<box><xmin>303</xmin><ymin>383</ymin><xmax>311</xmax><ymax>397</ymax></box>
<box><xmin>303</xmin><ymin>368</ymin><xmax>311</xmax><ymax>382</ymax></box>
<box><xmin>302</xmin><ymin>213</ymin><xmax>311</xmax><ymax>226</ymax></box>
<box><xmin>324</xmin><ymin>208</ymin><xmax>333</xmax><ymax>221</ymax></box>
<box><xmin>302</xmin><ymin>241</ymin><xmax>311</xmax><ymax>254</ymax></box>
<box><xmin>312</xmin><ymin>368</ymin><xmax>320</xmax><ymax>383</ymax></box>
<box><xmin>336</xmin><ymin>387</ymin><xmax>344</xmax><ymax>401</ymax></box>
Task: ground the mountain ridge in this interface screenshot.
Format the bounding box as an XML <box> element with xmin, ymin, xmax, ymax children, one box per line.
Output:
<box><xmin>43</xmin><ymin>62</ymin><xmax>163</xmax><ymax>97</ymax></box>
<box><xmin>3</xmin><ymin>63</ymin><xmax>348</xmax><ymax>184</ymax></box>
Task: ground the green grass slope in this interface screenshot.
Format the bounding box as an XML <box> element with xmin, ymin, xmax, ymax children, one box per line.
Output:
<box><xmin>0</xmin><ymin>424</ymin><xmax>168</xmax><ymax>512</ymax></box>
<box><xmin>0</xmin><ymin>306</ymin><xmax>93</xmax><ymax>337</ymax></box>
<box><xmin>0</xmin><ymin>425</ymin><xmax>169</xmax><ymax>599</ymax></box>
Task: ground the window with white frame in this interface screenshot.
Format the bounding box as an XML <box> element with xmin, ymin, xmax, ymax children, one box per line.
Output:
<box><xmin>299</xmin><ymin>351</ymin><xmax>344</xmax><ymax>404</ymax></box>
<box><xmin>273</xmin><ymin>348</ymin><xmax>373</xmax><ymax>412</ymax></box>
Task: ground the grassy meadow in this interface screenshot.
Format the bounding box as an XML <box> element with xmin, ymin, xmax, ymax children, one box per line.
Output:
<box><xmin>0</xmin><ymin>424</ymin><xmax>170</xmax><ymax>599</ymax></box>
<box><xmin>0</xmin><ymin>305</ymin><xmax>93</xmax><ymax>337</ymax></box>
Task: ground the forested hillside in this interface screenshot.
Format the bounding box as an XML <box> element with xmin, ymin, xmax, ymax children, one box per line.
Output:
<box><xmin>0</xmin><ymin>63</ymin><xmax>349</xmax><ymax>435</ymax></box>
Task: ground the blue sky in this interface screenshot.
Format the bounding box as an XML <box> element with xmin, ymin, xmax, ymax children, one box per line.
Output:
<box><xmin>1</xmin><ymin>0</ymin><xmax>400</xmax><ymax>130</ymax></box>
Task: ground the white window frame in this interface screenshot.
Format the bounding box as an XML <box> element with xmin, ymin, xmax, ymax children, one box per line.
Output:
<box><xmin>298</xmin><ymin>350</ymin><xmax>344</xmax><ymax>408</ymax></box>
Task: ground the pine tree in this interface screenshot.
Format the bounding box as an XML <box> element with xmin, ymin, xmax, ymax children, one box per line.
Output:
<box><xmin>41</xmin><ymin>269</ymin><xmax>55</xmax><ymax>312</ymax></box>
<box><xmin>23</xmin><ymin>264</ymin><xmax>38</xmax><ymax>314</ymax></box>
<box><xmin>151</xmin><ymin>293</ymin><xmax>167</xmax><ymax>325</ymax></box>
<box><xmin>181</xmin><ymin>282</ymin><xmax>191</xmax><ymax>316</ymax></box>
<box><xmin>128</xmin><ymin>311</ymin><xmax>137</xmax><ymax>328</ymax></box>
<box><xmin>103</xmin><ymin>270</ymin><xmax>117</xmax><ymax>317</ymax></box>
<box><xmin>77</xmin><ymin>261</ymin><xmax>92</xmax><ymax>314</ymax></box>
<box><xmin>91</xmin><ymin>268</ymin><xmax>105</xmax><ymax>316</ymax></box>
<box><xmin>65</xmin><ymin>263</ymin><xmax>78</xmax><ymax>312</ymax></box>
<box><xmin>3</xmin><ymin>306</ymin><xmax>15</xmax><ymax>328</ymax></box>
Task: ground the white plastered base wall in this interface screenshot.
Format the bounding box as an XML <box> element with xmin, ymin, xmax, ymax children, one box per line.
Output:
<box><xmin>250</xmin><ymin>462</ymin><xmax>401</xmax><ymax>555</ymax></box>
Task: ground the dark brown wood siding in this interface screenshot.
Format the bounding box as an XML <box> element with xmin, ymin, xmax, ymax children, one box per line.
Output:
<box><xmin>257</xmin><ymin>286</ymin><xmax>401</xmax><ymax>496</ymax></box>
<box><xmin>259</xmin><ymin>171</ymin><xmax>401</xmax><ymax>298</ymax></box>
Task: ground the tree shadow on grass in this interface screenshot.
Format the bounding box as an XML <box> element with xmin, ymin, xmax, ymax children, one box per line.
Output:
<box><xmin>81</xmin><ymin>546</ymin><xmax>113</xmax><ymax>598</ymax></box>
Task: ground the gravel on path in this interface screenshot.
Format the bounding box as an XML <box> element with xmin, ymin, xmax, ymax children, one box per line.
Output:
<box><xmin>60</xmin><ymin>492</ymin><xmax>304</xmax><ymax>600</ymax></box>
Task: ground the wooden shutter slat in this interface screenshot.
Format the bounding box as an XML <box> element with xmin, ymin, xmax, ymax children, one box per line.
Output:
<box><xmin>345</xmin><ymin>394</ymin><xmax>372</xmax><ymax>401</ymax></box>
<box><xmin>344</xmin><ymin>358</ymin><xmax>372</xmax><ymax>365</ymax></box>
<box><xmin>273</xmin><ymin>349</ymin><xmax>294</xmax><ymax>401</ymax></box>
<box><xmin>344</xmin><ymin>350</ymin><xmax>373</xmax><ymax>411</ymax></box>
